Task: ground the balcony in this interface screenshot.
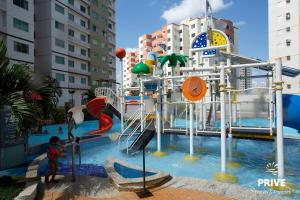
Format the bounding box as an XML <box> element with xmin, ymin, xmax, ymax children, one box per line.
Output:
<box><xmin>68</xmin><ymin>4</ymin><xmax>90</xmax><ymax>19</ymax></box>
<box><xmin>68</xmin><ymin>83</ymin><xmax>90</xmax><ymax>90</ymax></box>
<box><xmin>80</xmin><ymin>0</ymin><xmax>91</xmax><ymax>5</ymax></box>
<box><xmin>68</xmin><ymin>51</ymin><xmax>91</xmax><ymax>62</ymax></box>
<box><xmin>68</xmin><ymin>21</ymin><xmax>90</xmax><ymax>35</ymax></box>
<box><xmin>68</xmin><ymin>36</ymin><xmax>90</xmax><ymax>49</ymax></box>
<box><xmin>68</xmin><ymin>67</ymin><xmax>91</xmax><ymax>76</ymax></box>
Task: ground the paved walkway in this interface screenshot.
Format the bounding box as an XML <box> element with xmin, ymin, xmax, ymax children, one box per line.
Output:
<box><xmin>39</xmin><ymin>188</ymin><xmax>232</xmax><ymax>200</ymax></box>
<box><xmin>37</xmin><ymin>175</ymin><xmax>283</xmax><ymax>200</ymax></box>
<box><xmin>37</xmin><ymin>175</ymin><xmax>232</xmax><ymax>200</ymax></box>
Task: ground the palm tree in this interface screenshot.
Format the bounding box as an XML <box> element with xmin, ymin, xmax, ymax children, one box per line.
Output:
<box><xmin>0</xmin><ymin>41</ymin><xmax>36</xmax><ymax>133</ymax></box>
<box><xmin>159</xmin><ymin>53</ymin><xmax>188</xmax><ymax>67</ymax></box>
<box><xmin>36</xmin><ymin>76</ymin><xmax>62</xmax><ymax>119</ymax></box>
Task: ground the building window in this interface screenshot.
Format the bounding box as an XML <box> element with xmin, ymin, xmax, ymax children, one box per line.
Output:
<box><xmin>92</xmin><ymin>25</ymin><xmax>97</xmax><ymax>32</ymax></box>
<box><xmin>55</xmin><ymin>56</ymin><xmax>65</xmax><ymax>64</ymax></box>
<box><xmin>167</xmin><ymin>29</ymin><xmax>170</xmax><ymax>33</ymax></box>
<box><xmin>286</xmin><ymin>0</ymin><xmax>290</xmax><ymax>3</ymax></box>
<box><xmin>191</xmin><ymin>24</ymin><xmax>195</xmax><ymax>29</ymax></box>
<box><xmin>68</xmin><ymin>60</ymin><xmax>74</xmax><ymax>67</ymax></box>
<box><xmin>13</xmin><ymin>18</ymin><xmax>29</xmax><ymax>32</ymax></box>
<box><xmin>286</xmin><ymin>12</ymin><xmax>291</xmax><ymax>20</ymax></box>
<box><xmin>69</xmin><ymin>76</ymin><xmax>75</xmax><ymax>83</ymax></box>
<box><xmin>287</xmin><ymin>84</ymin><xmax>291</xmax><ymax>89</ymax></box>
<box><xmin>179</xmin><ymin>46</ymin><xmax>183</xmax><ymax>50</ymax></box>
<box><xmin>80</xmin><ymin>20</ymin><xmax>86</xmax><ymax>27</ymax></box>
<box><xmin>91</xmin><ymin>11</ymin><xmax>98</xmax><ymax>19</ymax></box>
<box><xmin>68</xmin><ymin>0</ymin><xmax>74</xmax><ymax>5</ymax></box>
<box><xmin>91</xmin><ymin>0</ymin><xmax>98</xmax><ymax>5</ymax></box>
<box><xmin>55</xmin><ymin>38</ymin><xmax>65</xmax><ymax>48</ymax></box>
<box><xmin>191</xmin><ymin>33</ymin><xmax>196</xmax><ymax>37</ymax></box>
<box><xmin>286</xmin><ymin>39</ymin><xmax>291</xmax><ymax>46</ymax></box>
<box><xmin>55</xmin><ymin>21</ymin><xmax>64</xmax><ymax>31</ymax></box>
<box><xmin>68</xmin><ymin>29</ymin><xmax>74</xmax><ymax>37</ymax></box>
<box><xmin>179</xmin><ymin>38</ymin><xmax>182</xmax><ymax>42</ymax></box>
<box><xmin>80</xmin><ymin>5</ymin><xmax>86</xmax><ymax>13</ymax></box>
<box><xmin>91</xmin><ymin>39</ymin><xmax>98</xmax><ymax>45</ymax></box>
<box><xmin>13</xmin><ymin>0</ymin><xmax>28</xmax><ymax>10</ymax></box>
<box><xmin>167</xmin><ymin>46</ymin><xmax>171</xmax><ymax>50</ymax></box>
<box><xmin>55</xmin><ymin>3</ymin><xmax>64</xmax><ymax>15</ymax></box>
<box><xmin>68</xmin><ymin>44</ymin><xmax>75</xmax><ymax>52</ymax></box>
<box><xmin>13</xmin><ymin>41</ymin><xmax>29</xmax><ymax>54</ymax></box>
<box><xmin>167</xmin><ymin>38</ymin><xmax>171</xmax><ymax>42</ymax></box>
<box><xmin>179</xmin><ymin>30</ymin><xmax>182</xmax><ymax>33</ymax></box>
<box><xmin>108</xmin><ymin>23</ymin><xmax>113</xmax><ymax>30</ymax></box>
<box><xmin>55</xmin><ymin>73</ymin><xmax>65</xmax><ymax>81</ymax></box>
<box><xmin>81</xmin><ymin>63</ymin><xmax>87</xmax><ymax>70</ymax></box>
<box><xmin>81</xmin><ymin>49</ymin><xmax>86</xmax><ymax>56</ymax></box>
<box><xmin>81</xmin><ymin>78</ymin><xmax>86</xmax><ymax>84</ymax></box>
<box><xmin>80</xmin><ymin>34</ymin><xmax>86</xmax><ymax>42</ymax></box>
<box><xmin>287</xmin><ymin>55</ymin><xmax>291</xmax><ymax>60</ymax></box>
<box><xmin>68</xmin><ymin>13</ymin><xmax>74</xmax><ymax>21</ymax></box>
<box><xmin>286</xmin><ymin>27</ymin><xmax>290</xmax><ymax>32</ymax></box>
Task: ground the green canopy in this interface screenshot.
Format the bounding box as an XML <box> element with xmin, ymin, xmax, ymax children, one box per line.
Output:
<box><xmin>131</xmin><ymin>62</ymin><xmax>150</xmax><ymax>74</ymax></box>
<box><xmin>159</xmin><ymin>53</ymin><xmax>188</xmax><ymax>67</ymax></box>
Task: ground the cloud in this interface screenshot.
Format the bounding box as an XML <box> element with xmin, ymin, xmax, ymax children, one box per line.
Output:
<box><xmin>234</xmin><ymin>21</ymin><xmax>246</xmax><ymax>27</ymax></box>
<box><xmin>161</xmin><ymin>0</ymin><xmax>233</xmax><ymax>23</ymax></box>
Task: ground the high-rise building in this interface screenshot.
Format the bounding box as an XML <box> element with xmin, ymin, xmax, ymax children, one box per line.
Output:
<box><xmin>123</xmin><ymin>49</ymin><xmax>138</xmax><ymax>89</ymax></box>
<box><xmin>90</xmin><ymin>0</ymin><xmax>116</xmax><ymax>89</ymax></box>
<box><xmin>34</xmin><ymin>0</ymin><xmax>116</xmax><ymax>106</ymax></box>
<box><xmin>0</xmin><ymin>0</ymin><xmax>34</xmax><ymax>70</ymax></box>
<box><xmin>35</xmin><ymin>0</ymin><xmax>91</xmax><ymax>106</ymax></box>
<box><xmin>131</xmin><ymin>17</ymin><xmax>248</xmax><ymax>90</ymax></box>
<box><xmin>269</xmin><ymin>0</ymin><xmax>300</xmax><ymax>93</ymax></box>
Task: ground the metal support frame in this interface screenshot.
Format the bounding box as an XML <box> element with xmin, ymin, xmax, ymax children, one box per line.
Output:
<box><xmin>275</xmin><ymin>58</ymin><xmax>284</xmax><ymax>178</ymax></box>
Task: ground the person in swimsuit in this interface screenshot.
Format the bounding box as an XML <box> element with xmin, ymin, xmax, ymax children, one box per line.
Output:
<box><xmin>66</xmin><ymin>112</ymin><xmax>76</xmax><ymax>142</ymax></box>
<box><xmin>45</xmin><ymin>136</ymin><xmax>65</xmax><ymax>184</ymax></box>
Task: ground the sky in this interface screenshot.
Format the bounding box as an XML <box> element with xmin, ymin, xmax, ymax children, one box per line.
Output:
<box><xmin>115</xmin><ymin>0</ymin><xmax>269</xmax><ymax>79</ymax></box>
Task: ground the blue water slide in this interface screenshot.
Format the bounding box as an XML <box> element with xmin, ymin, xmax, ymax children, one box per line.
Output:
<box><xmin>282</xmin><ymin>94</ymin><xmax>300</xmax><ymax>132</ymax></box>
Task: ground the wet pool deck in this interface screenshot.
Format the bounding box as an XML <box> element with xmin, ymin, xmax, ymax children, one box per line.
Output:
<box><xmin>37</xmin><ymin>175</ymin><xmax>283</xmax><ymax>200</ymax></box>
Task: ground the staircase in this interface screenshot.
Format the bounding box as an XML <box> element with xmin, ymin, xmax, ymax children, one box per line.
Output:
<box><xmin>95</xmin><ymin>87</ymin><xmax>155</xmax><ymax>154</ymax></box>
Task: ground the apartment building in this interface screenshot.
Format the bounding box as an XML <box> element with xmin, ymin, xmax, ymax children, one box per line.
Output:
<box><xmin>123</xmin><ymin>49</ymin><xmax>138</xmax><ymax>89</ymax></box>
<box><xmin>34</xmin><ymin>0</ymin><xmax>116</xmax><ymax>106</ymax></box>
<box><xmin>269</xmin><ymin>0</ymin><xmax>300</xmax><ymax>93</ymax></box>
<box><xmin>0</xmin><ymin>0</ymin><xmax>34</xmax><ymax>70</ymax></box>
<box><xmin>35</xmin><ymin>0</ymin><xmax>91</xmax><ymax>107</ymax></box>
<box><xmin>134</xmin><ymin>17</ymin><xmax>249</xmax><ymax>89</ymax></box>
<box><xmin>90</xmin><ymin>0</ymin><xmax>116</xmax><ymax>89</ymax></box>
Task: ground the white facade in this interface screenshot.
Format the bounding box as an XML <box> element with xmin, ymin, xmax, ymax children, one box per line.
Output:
<box><xmin>122</xmin><ymin>50</ymin><xmax>138</xmax><ymax>90</ymax></box>
<box><xmin>0</xmin><ymin>0</ymin><xmax>34</xmax><ymax>70</ymax></box>
<box><xmin>35</xmin><ymin>0</ymin><xmax>91</xmax><ymax>106</ymax></box>
<box><xmin>269</xmin><ymin>0</ymin><xmax>300</xmax><ymax>93</ymax></box>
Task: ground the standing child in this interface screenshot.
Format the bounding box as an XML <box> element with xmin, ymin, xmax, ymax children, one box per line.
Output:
<box><xmin>66</xmin><ymin>112</ymin><xmax>76</xmax><ymax>142</ymax></box>
<box><xmin>45</xmin><ymin>136</ymin><xmax>65</xmax><ymax>184</ymax></box>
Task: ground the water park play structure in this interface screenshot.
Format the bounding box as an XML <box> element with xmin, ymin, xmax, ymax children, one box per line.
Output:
<box><xmin>66</xmin><ymin>11</ymin><xmax>300</xmax><ymax>192</ymax></box>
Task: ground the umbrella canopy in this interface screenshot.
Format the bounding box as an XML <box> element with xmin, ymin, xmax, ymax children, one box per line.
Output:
<box><xmin>131</xmin><ymin>62</ymin><xmax>150</xmax><ymax>74</ymax></box>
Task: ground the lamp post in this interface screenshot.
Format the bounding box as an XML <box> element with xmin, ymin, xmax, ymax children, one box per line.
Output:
<box><xmin>115</xmin><ymin>48</ymin><xmax>126</xmax><ymax>134</ymax></box>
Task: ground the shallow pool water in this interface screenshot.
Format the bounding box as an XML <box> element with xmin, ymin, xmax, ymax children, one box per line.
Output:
<box><xmin>56</xmin><ymin>134</ymin><xmax>300</xmax><ymax>199</ymax></box>
<box><xmin>28</xmin><ymin>117</ymin><xmax>120</xmax><ymax>147</ymax></box>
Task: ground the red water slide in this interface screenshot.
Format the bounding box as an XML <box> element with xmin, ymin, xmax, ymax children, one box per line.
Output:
<box><xmin>86</xmin><ymin>97</ymin><xmax>113</xmax><ymax>135</ymax></box>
